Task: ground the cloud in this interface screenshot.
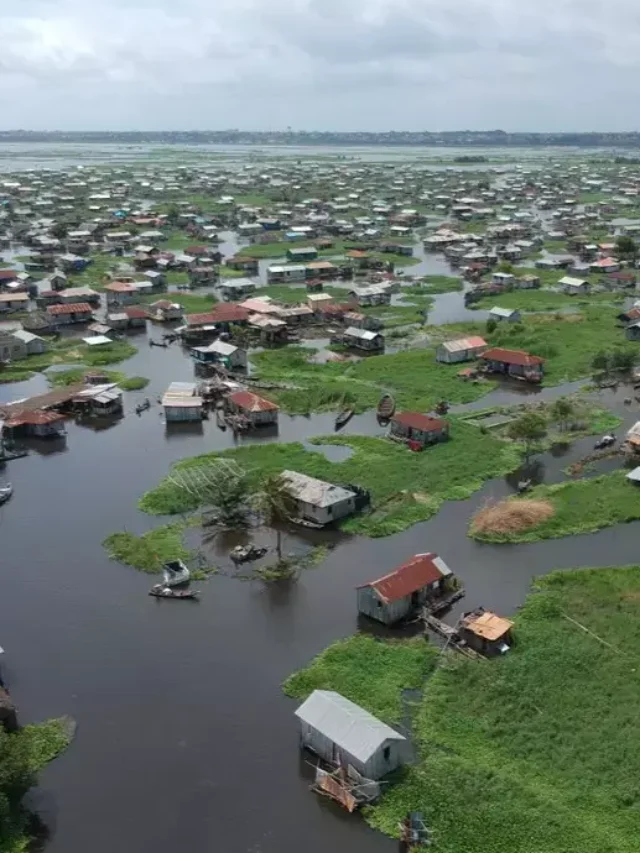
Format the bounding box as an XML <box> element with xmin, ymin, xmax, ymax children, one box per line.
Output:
<box><xmin>0</xmin><ymin>0</ymin><xmax>639</xmax><ymax>129</ymax></box>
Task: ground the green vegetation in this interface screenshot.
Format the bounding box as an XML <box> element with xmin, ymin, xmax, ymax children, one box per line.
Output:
<box><xmin>218</xmin><ymin>266</ymin><xmax>247</xmax><ymax>278</ymax></box>
<box><xmin>0</xmin><ymin>718</ymin><xmax>73</xmax><ymax>853</ymax></box>
<box><xmin>250</xmin><ymin>345</ymin><xmax>497</xmax><ymax>415</ymax></box>
<box><xmin>543</xmin><ymin>240</ymin><xmax>568</xmax><ymax>253</ymax></box>
<box><xmin>103</xmin><ymin>523</ymin><xmax>192</xmax><ymax>573</ymax></box>
<box><xmin>260</xmin><ymin>285</ymin><xmax>346</xmax><ymax>304</ymax></box>
<box><xmin>472</xmin><ymin>288</ymin><xmax>624</xmax><ymax>312</ymax></box>
<box><xmin>140</xmin><ymin>426</ymin><xmax>521</xmax><ymax>537</ymax></box>
<box><xmin>284</xmin><ymin>634</ymin><xmax>436</xmax><ymax>723</ymax></box>
<box><xmin>485</xmin><ymin>308</ymin><xmax>636</xmax><ymax>385</ymax></box>
<box><xmin>471</xmin><ymin>470</ymin><xmax>640</xmax><ymax>543</ymax></box>
<box><xmin>0</xmin><ymin>338</ymin><xmax>137</xmax><ymax>384</ymax></box>
<box><xmin>48</xmin><ymin>367</ymin><xmax>147</xmax><ymax>390</ymax></box>
<box><xmin>140</xmin><ymin>291</ymin><xmax>217</xmax><ymax>313</ymax></box>
<box><xmin>423</xmin><ymin>275</ymin><xmax>463</xmax><ymax>293</ymax></box>
<box><xmin>120</xmin><ymin>376</ymin><xmax>149</xmax><ymax>391</ymax></box>
<box><xmin>163</xmin><ymin>231</ymin><xmax>195</xmax><ymax>250</ymax></box>
<box><xmin>363</xmin><ymin>566</ymin><xmax>640</xmax><ymax>852</ymax></box>
<box><xmin>0</xmin><ymin>368</ymin><xmax>34</xmax><ymax>384</ymax></box>
<box><xmin>64</xmin><ymin>253</ymin><xmax>120</xmax><ymax>291</ymax></box>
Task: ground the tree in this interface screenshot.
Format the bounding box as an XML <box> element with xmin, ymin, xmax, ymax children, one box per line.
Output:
<box><xmin>497</xmin><ymin>261</ymin><xmax>514</xmax><ymax>274</ymax></box>
<box><xmin>254</xmin><ymin>473</ymin><xmax>297</xmax><ymax>562</ymax></box>
<box><xmin>486</xmin><ymin>318</ymin><xmax>497</xmax><ymax>334</ymax></box>
<box><xmin>550</xmin><ymin>397</ymin><xmax>574</xmax><ymax>431</ymax></box>
<box><xmin>591</xmin><ymin>350</ymin><xmax>610</xmax><ymax>376</ymax></box>
<box><xmin>616</xmin><ymin>235</ymin><xmax>637</xmax><ymax>264</ymax></box>
<box><xmin>166</xmin><ymin>204</ymin><xmax>180</xmax><ymax>227</ymax></box>
<box><xmin>508</xmin><ymin>412</ymin><xmax>547</xmax><ymax>459</ymax></box>
<box><xmin>611</xmin><ymin>349</ymin><xmax>636</xmax><ymax>373</ymax></box>
<box><xmin>50</xmin><ymin>222</ymin><xmax>69</xmax><ymax>240</ymax></box>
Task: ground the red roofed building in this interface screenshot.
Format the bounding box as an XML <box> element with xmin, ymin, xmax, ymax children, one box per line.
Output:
<box><xmin>226</xmin><ymin>390</ymin><xmax>279</xmax><ymax>427</ymax></box>
<box><xmin>124</xmin><ymin>305</ymin><xmax>149</xmax><ymax>326</ymax></box>
<box><xmin>46</xmin><ymin>302</ymin><xmax>93</xmax><ymax>324</ymax></box>
<box><xmin>390</xmin><ymin>411</ymin><xmax>449</xmax><ymax>449</ymax></box>
<box><xmin>479</xmin><ymin>347</ymin><xmax>544</xmax><ymax>382</ymax></box>
<box><xmin>104</xmin><ymin>281</ymin><xmax>139</xmax><ymax>306</ymax></box>
<box><xmin>357</xmin><ymin>553</ymin><xmax>455</xmax><ymax>625</ymax></box>
<box><xmin>185</xmin><ymin>303</ymin><xmax>250</xmax><ymax>329</ymax></box>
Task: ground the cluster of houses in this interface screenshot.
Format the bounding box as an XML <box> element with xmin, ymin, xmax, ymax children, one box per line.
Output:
<box><xmin>293</xmin><ymin>549</ymin><xmax>514</xmax><ymax>795</ymax></box>
<box><xmin>436</xmin><ymin>334</ymin><xmax>545</xmax><ymax>383</ymax></box>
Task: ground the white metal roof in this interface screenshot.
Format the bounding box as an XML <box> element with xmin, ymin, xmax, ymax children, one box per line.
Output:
<box><xmin>295</xmin><ymin>690</ymin><xmax>405</xmax><ymax>762</ymax></box>
<box><xmin>490</xmin><ymin>306</ymin><xmax>518</xmax><ymax>317</ymax></box>
<box><xmin>194</xmin><ymin>341</ymin><xmax>238</xmax><ymax>356</ymax></box>
<box><xmin>627</xmin><ymin>467</ymin><xmax>640</xmax><ymax>482</ymax></box>
<box><xmin>559</xmin><ymin>276</ymin><xmax>588</xmax><ymax>287</ymax></box>
<box><xmin>344</xmin><ymin>326</ymin><xmax>379</xmax><ymax>341</ymax></box>
<box><xmin>281</xmin><ymin>470</ymin><xmax>356</xmax><ymax>508</ymax></box>
<box><xmin>83</xmin><ymin>335</ymin><xmax>111</xmax><ymax>346</ymax></box>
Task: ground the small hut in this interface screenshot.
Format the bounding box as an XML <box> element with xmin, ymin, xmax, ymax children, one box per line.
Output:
<box><xmin>459</xmin><ymin>609</ymin><xmax>513</xmax><ymax>656</ymax></box>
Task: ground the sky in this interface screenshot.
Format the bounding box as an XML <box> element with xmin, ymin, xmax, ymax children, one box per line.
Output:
<box><xmin>1</xmin><ymin>0</ymin><xmax>640</xmax><ymax>132</ymax></box>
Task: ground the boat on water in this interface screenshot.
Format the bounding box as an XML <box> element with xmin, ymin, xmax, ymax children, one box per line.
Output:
<box><xmin>230</xmin><ymin>544</ymin><xmax>268</xmax><ymax>564</ymax></box>
<box><xmin>149</xmin><ymin>585</ymin><xmax>199</xmax><ymax>600</ymax></box>
<box><xmin>334</xmin><ymin>409</ymin><xmax>354</xmax><ymax>430</ymax></box>
<box><xmin>0</xmin><ymin>484</ymin><xmax>13</xmax><ymax>505</ymax></box>
<box><xmin>162</xmin><ymin>560</ymin><xmax>190</xmax><ymax>587</ymax></box>
<box><xmin>377</xmin><ymin>394</ymin><xmax>395</xmax><ymax>420</ymax></box>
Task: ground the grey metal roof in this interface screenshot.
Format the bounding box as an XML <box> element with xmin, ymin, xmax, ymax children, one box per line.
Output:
<box><xmin>281</xmin><ymin>471</ymin><xmax>355</xmax><ymax>508</ymax></box>
<box><xmin>295</xmin><ymin>690</ymin><xmax>405</xmax><ymax>762</ymax></box>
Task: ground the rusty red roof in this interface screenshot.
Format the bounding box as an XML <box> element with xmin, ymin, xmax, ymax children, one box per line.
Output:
<box><xmin>47</xmin><ymin>302</ymin><xmax>92</xmax><ymax>315</ymax></box>
<box><xmin>210</xmin><ymin>304</ymin><xmax>250</xmax><ymax>323</ymax></box>
<box><xmin>104</xmin><ymin>281</ymin><xmax>137</xmax><ymax>292</ymax></box>
<box><xmin>228</xmin><ymin>390</ymin><xmax>279</xmax><ymax>412</ymax></box>
<box><xmin>124</xmin><ymin>306</ymin><xmax>148</xmax><ymax>319</ymax></box>
<box><xmin>480</xmin><ymin>347</ymin><xmax>544</xmax><ymax>367</ymax></box>
<box><xmin>357</xmin><ymin>553</ymin><xmax>452</xmax><ymax>604</ymax></box>
<box><xmin>392</xmin><ymin>411</ymin><xmax>448</xmax><ymax>432</ymax></box>
<box><xmin>6</xmin><ymin>410</ymin><xmax>65</xmax><ymax>427</ymax></box>
<box><xmin>0</xmin><ymin>270</ymin><xmax>18</xmax><ymax>281</ymax></box>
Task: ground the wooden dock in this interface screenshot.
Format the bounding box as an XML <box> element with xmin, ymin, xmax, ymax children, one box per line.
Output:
<box><xmin>423</xmin><ymin>612</ymin><xmax>481</xmax><ymax>659</ymax></box>
<box><xmin>427</xmin><ymin>587</ymin><xmax>465</xmax><ymax>616</ymax></box>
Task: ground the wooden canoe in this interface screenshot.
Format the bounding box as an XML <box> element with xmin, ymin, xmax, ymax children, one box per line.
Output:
<box><xmin>335</xmin><ymin>409</ymin><xmax>354</xmax><ymax>430</ymax></box>
<box><xmin>377</xmin><ymin>394</ymin><xmax>395</xmax><ymax>420</ymax></box>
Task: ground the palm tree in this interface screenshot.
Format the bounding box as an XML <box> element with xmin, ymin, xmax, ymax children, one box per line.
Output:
<box><xmin>254</xmin><ymin>473</ymin><xmax>297</xmax><ymax>562</ymax></box>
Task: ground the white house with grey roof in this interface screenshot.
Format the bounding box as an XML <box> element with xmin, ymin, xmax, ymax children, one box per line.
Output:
<box><xmin>281</xmin><ymin>470</ymin><xmax>357</xmax><ymax>526</ymax></box>
<box><xmin>294</xmin><ymin>690</ymin><xmax>408</xmax><ymax>779</ymax></box>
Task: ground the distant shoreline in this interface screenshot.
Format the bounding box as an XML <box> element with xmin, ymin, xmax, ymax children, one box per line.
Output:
<box><xmin>0</xmin><ymin>131</ymin><xmax>640</xmax><ymax>148</ymax></box>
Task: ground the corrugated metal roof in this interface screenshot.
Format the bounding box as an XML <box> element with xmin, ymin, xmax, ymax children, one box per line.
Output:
<box><xmin>392</xmin><ymin>411</ymin><xmax>447</xmax><ymax>432</ymax></box>
<box><xmin>281</xmin><ymin>470</ymin><xmax>355</xmax><ymax>508</ymax></box>
<box><xmin>295</xmin><ymin>690</ymin><xmax>405</xmax><ymax>762</ymax></box>
<box><xmin>228</xmin><ymin>390</ymin><xmax>278</xmax><ymax>412</ymax></box>
<box><xmin>481</xmin><ymin>347</ymin><xmax>544</xmax><ymax>367</ymax></box>
<box><xmin>463</xmin><ymin>611</ymin><xmax>513</xmax><ymax>641</ymax></box>
<box><xmin>344</xmin><ymin>326</ymin><xmax>379</xmax><ymax>341</ymax></box>
<box><xmin>441</xmin><ymin>336</ymin><xmax>486</xmax><ymax>353</ymax></box>
<box><xmin>359</xmin><ymin>553</ymin><xmax>452</xmax><ymax>603</ymax></box>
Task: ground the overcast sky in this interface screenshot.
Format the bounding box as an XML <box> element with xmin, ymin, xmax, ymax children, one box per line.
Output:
<box><xmin>1</xmin><ymin>0</ymin><xmax>639</xmax><ymax>131</ymax></box>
